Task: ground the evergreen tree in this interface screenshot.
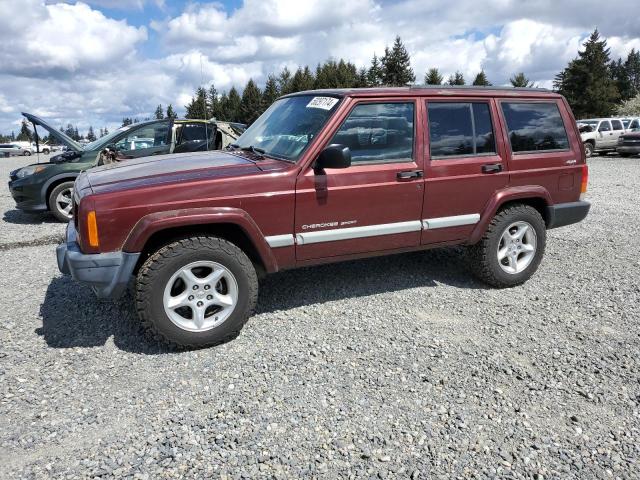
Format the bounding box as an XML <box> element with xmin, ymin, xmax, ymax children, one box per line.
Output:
<box><xmin>554</xmin><ymin>29</ymin><xmax>619</xmax><ymax>118</ymax></box>
<box><xmin>240</xmin><ymin>79</ymin><xmax>262</xmax><ymax>125</ymax></box>
<box><xmin>367</xmin><ymin>54</ymin><xmax>384</xmax><ymax>86</ymax></box>
<box><xmin>447</xmin><ymin>71</ymin><xmax>465</xmax><ymax>85</ymax></box>
<box><xmin>290</xmin><ymin>66</ymin><xmax>315</xmax><ymax>92</ymax></box>
<box><xmin>356</xmin><ymin>67</ymin><xmax>369</xmax><ymax>87</ymax></box>
<box><xmin>611</xmin><ymin>58</ymin><xmax>633</xmax><ymax>101</ymax></box>
<box><xmin>154</xmin><ymin>104</ymin><xmax>164</xmax><ymax>119</ymax></box>
<box><xmin>207</xmin><ymin>85</ymin><xmax>220</xmax><ymax>119</ymax></box>
<box><xmin>380</xmin><ymin>36</ymin><xmax>415</xmax><ymax>86</ymax></box>
<box><xmin>185</xmin><ymin>87</ymin><xmax>208</xmax><ymax>119</ymax></box>
<box><xmin>103</xmin><ymin>126</ymin><xmax>109</xmax><ymax>136</ymax></box>
<box><xmin>74</xmin><ymin>126</ymin><xmax>80</xmax><ymax>141</ymax></box>
<box><xmin>278</xmin><ymin>67</ymin><xmax>293</xmax><ymax>95</ymax></box>
<box><xmin>10</xmin><ymin>131</ymin><xmax>15</xmax><ymax>141</ymax></box>
<box><xmin>626</xmin><ymin>49</ymin><xmax>640</xmax><ymax>98</ymax></box>
<box><xmin>65</xmin><ymin>123</ymin><xmax>75</xmax><ymax>139</ymax></box>
<box><xmin>510</xmin><ymin>72</ymin><xmax>535</xmax><ymax>87</ymax></box>
<box><xmin>16</xmin><ymin>119</ymin><xmax>33</xmax><ymax>141</ymax></box>
<box><xmin>261</xmin><ymin>75</ymin><xmax>280</xmax><ymax>110</ymax></box>
<box><xmin>99</xmin><ymin>128</ymin><xmax>104</xmax><ymax>138</ymax></box>
<box><xmin>424</xmin><ymin>68</ymin><xmax>443</xmax><ymax>85</ymax></box>
<box><xmin>166</xmin><ymin>104</ymin><xmax>177</xmax><ymax>119</ymax></box>
<box><xmin>121</xmin><ymin>118</ymin><xmax>133</xmax><ymax>127</ymax></box>
<box><xmin>226</xmin><ymin>87</ymin><xmax>242</xmax><ymax>121</ymax></box>
<box><xmin>472</xmin><ymin>71</ymin><xmax>491</xmax><ymax>86</ymax></box>
<box><xmin>86</xmin><ymin>126</ymin><xmax>96</xmax><ymax>142</ymax></box>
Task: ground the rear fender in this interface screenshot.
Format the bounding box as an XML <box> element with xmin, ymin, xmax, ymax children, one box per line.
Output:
<box><xmin>468</xmin><ymin>186</ymin><xmax>552</xmax><ymax>244</ymax></box>
<box><xmin>122</xmin><ymin>207</ymin><xmax>278</xmax><ymax>272</ymax></box>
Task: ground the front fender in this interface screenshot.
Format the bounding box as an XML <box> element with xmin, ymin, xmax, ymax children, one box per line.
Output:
<box><xmin>468</xmin><ymin>186</ymin><xmax>552</xmax><ymax>244</ymax></box>
<box><xmin>121</xmin><ymin>207</ymin><xmax>278</xmax><ymax>272</ymax></box>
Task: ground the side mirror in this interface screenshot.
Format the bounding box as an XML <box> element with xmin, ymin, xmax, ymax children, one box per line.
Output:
<box><xmin>315</xmin><ymin>144</ymin><xmax>351</xmax><ymax>173</ymax></box>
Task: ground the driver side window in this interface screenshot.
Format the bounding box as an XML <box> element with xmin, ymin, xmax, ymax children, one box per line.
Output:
<box><xmin>598</xmin><ymin>121</ymin><xmax>611</xmax><ymax>132</ymax></box>
<box><xmin>116</xmin><ymin>122</ymin><xmax>170</xmax><ymax>153</ymax></box>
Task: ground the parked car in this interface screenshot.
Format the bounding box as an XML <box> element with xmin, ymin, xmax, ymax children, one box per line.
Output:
<box><xmin>578</xmin><ymin>118</ymin><xmax>626</xmax><ymax>157</ymax></box>
<box><xmin>57</xmin><ymin>86</ymin><xmax>590</xmax><ymax>348</ymax></box>
<box><xmin>621</xmin><ymin>117</ymin><xmax>640</xmax><ymax>131</ymax></box>
<box><xmin>0</xmin><ymin>143</ymin><xmax>31</xmax><ymax>156</ymax></box>
<box><xmin>8</xmin><ymin>113</ymin><xmax>245</xmax><ymax>221</ymax></box>
<box><xmin>617</xmin><ymin>125</ymin><xmax>640</xmax><ymax>157</ymax></box>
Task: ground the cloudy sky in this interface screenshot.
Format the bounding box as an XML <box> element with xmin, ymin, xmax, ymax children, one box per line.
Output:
<box><xmin>1</xmin><ymin>0</ymin><xmax>639</xmax><ymax>135</ymax></box>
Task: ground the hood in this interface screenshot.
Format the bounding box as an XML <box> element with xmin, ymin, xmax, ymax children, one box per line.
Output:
<box><xmin>86</xmin><ymin>150</ymin><xmax>262</xmax><ymax>193</ymax></box>
<box><xmin>22</xmin><ymin>112</ymin><xmax>83</xmax><ymax>152</ymax></box>
<box><xmin>621</xmin><ymin>130</ymin><xmax>640</xmax><ymax>138</ymax></box>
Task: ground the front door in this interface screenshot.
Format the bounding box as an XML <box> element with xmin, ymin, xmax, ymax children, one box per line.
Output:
<box><xmin>115</xmin><ymin>120</ymin><xmax>171</xmax><ymax>158</ymax></box>
<box><xmin>295</xmin><ymin>100</ymin><xmax>424</xmax><ymax>261</ymax></box>
<box><xmin>421</xmin><ymin>99</ymin><xmax>509</xmax><ymax>244</ymax></box>
<box><xmin>597</xmin><ymin>120</ymin><xmax>614</xmax><ymax>148</ymax></box>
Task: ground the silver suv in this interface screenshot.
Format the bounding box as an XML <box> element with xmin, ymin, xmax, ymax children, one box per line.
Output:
<box><xmin>578</xmin><ymin>118</ymin><xmax>626</xmax><ymax>157</ymax></box>
<box><xmin>0</xmin><ymin>143</ymin><xmax>31</xmax><ymax>157</ymax></box>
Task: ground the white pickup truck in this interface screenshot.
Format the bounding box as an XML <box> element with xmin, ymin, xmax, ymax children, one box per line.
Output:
<box><xmin>578</xmin><ymin>118</ymin><xmax>626</xmax><ymax>157</ymax></box>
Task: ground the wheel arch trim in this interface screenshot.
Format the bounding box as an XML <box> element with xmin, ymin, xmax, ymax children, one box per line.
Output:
<box><xmin>122</xmin><ymin>207</ymin><xmax>279</xmax><ymax>273</ymax></box>
<box><xmin>41</xmin><ymin>173</ymin><xmax>79</xmax><ymax>207</ymax></box>
<box><xmin>469</xmin><ymin>186</ymin><xmax>552</xmax><ymax>244</ymax></box>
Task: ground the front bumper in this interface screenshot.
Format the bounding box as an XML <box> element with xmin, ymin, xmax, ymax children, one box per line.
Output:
<box><xmin>546</xmin><ymin>201</ymin><xmax>590</xmax><ymax>229</ymax></box>
<box><xmin>616</xmin><ymin>146</ymin><xmax>640</xmax><ymax>155</ymax></box>
<box><xmin>8</xmin><ymin>177</ymin><xmax>48</xmax><ymax>212</ymax></box>
<box><xmin>56</xmin><ymin>221</ymin><xmax>140</xmax><ymax>299</ymax></box>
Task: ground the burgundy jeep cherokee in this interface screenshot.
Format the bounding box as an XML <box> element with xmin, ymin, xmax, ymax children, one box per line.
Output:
<box><xmin>57</xmin><ymin>87</ymin><xmax>590</xmax><ymax>348</ymax></box>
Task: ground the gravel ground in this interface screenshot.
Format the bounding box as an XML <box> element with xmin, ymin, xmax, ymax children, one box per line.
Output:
<box><xmin>1</xmin><ymin>155</ymin><xmax>639</xmax><ymax>479</ymax></box>
<box><xmin>0</xmin><ymin>153</ymin><xmax>66</xmax><ymax>249</ymax></box>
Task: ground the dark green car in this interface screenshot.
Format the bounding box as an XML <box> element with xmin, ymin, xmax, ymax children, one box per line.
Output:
<box><xmin>8</xmin><ymin>113</ymin><xmax>244</xmax><ymax>221</ymax></box>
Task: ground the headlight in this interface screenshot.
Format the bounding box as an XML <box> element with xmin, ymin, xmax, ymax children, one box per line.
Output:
<box><xmin>15</xmin><ymin>165</ymin><xmax>48</xmax><ymax>178</ymax></box>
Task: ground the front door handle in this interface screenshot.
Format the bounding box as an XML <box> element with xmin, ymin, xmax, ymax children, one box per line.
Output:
<box><xmin>397</xmin><ymin>170</ymin><xmax>423</xmax><ymax>180</ymax></box>
<box><xmin>482</xmin><ymin>163</ymin><xmax>503</xmax><ymax>174</ymax></box>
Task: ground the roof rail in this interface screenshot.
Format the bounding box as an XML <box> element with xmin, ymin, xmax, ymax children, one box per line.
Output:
<box><xmin>409</xmin><ymin>84</ymin><xmax>551</xmax><ymax>92</ymax></box>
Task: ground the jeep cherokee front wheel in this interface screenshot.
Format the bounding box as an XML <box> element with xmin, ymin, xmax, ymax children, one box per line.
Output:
<box><xmin>135</xmin><ymin>236</ymin><xmax>258</xmax><ymax>348</ymax></box>
<box><xmin>468</xmin><ymin>204</ymin><xmax>546</xmax><ymax>288</ymax></box>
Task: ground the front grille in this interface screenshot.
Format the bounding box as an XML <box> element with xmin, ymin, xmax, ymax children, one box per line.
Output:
<box><xmin>621</xmin><ymin>139</ymin><xmax>640</xmax><ymax>146</ymax></box>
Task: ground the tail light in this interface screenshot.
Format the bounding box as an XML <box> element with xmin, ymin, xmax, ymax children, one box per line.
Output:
<box><xmin>87</xmin><ymin>211</ymin><xmax>100</xmax><ymax>248</ymax></box>
<box><xmin>580</xmin><ymin>164</ymin><xmax>588</xmax><ymax>200</ymax></box>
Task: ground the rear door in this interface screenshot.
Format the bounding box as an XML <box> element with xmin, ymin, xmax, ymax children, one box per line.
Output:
<box><xmin>611</xmin><ymin>119</ymin><xmax>625</xmax><ymax>144</ymax></box>
<box><xmin>498</xmin><ymin>99</ymin><xmax>582</xmax><ymax>204</ymax></box>
<box><xmin>294</xmin><ymin>98</ymin><xmax>425</xmax><ymax>261</ymax></box>
<box><xmin>421</xmin><ymin>98</ymin><xmax>508</xmax><ymax>244</ymax></box>
<box><xmin>597</xmin><ymin>120</ymin><xmax>614</xmax><ymax>148</ymax></box>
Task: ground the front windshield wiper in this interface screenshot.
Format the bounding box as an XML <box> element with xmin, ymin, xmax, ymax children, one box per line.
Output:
<box><xmin>227</xmin><ymin>144</ymin><xmax>266</xmax><ymax>159</ymax></box>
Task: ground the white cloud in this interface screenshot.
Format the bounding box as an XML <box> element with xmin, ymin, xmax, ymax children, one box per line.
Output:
<box><xmin>1</xmin><ymin>0</ymin><xmax>640</xmax><ymax>134</ymax></box>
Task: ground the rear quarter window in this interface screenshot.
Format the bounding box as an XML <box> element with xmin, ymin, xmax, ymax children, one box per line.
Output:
<box><xmin>501</xmin><ymin>102</ymin><xmax>569</xmax><ymax>153</ymax></box>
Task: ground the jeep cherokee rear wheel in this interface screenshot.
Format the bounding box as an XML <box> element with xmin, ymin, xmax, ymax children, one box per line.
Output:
<box><xmin>135</xmin><ymin>236</ymin><xmax>258</xmax><ymax>348</ymax></box>
<box><xmin>468</xmin><ymin>204</ymin><xmax>546</xmax><ymax>288</ymax></box>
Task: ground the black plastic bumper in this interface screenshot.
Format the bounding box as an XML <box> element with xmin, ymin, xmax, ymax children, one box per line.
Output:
<box><xmin>56</xmin><ymin>222</ymin><xmax>140</xmax><ymax>299</ymax></box>
<box><xmin>546</xmin><ymin>201</ymin><xmax>590</xmax><ymax>229</ymax></box>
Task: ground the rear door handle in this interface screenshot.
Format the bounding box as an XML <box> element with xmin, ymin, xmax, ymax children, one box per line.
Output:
<box><xmin>397</xmin><ymin>170</ymin><xmax>423</xmax><ymax>180</ymax></box>
<box><xmin>482</xmin><ymin>164</ymin><xmax>502</xmax><ymax>174</ymax></box>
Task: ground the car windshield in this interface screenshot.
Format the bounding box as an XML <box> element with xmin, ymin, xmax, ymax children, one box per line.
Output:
<box><xmin>84</xmin><ymin>125</ymin><xmax>133</xmax><ymax>151</ymax></box>
<box><xmin>233</xmin><ymin>95</ymin><xmax>341</xmax><ymax>161</ymax></box>
<box><xmin>580</xmin><ymin>120</ymin><xmax>598</xmax><ymax>126</ymax></box>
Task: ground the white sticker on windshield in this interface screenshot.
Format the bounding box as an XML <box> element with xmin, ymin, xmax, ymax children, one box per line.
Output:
<box><xmin>306</xmin><ymin>97</ymin><xmax>339</xmax><ymax>110</ymax></box>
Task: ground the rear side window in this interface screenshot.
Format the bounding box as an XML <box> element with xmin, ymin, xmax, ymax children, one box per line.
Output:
<box><xmin>330</xmin><ymin>102</ymin><xmax>414</xmax><ymax>164</ymax></box>
<box><xmin>428</xmin><ymin>102</ymin><xmax>496</xmax><ymax>158</ymax></box>
<box><xmin>501</xmin><ymin>102</ymin><xmax>569</xmax><ymax>153</ymax></box>
<box><xmin>611</xmin><ymin>119</ymin><xmax>623</xmax><ymax>131</ymax></box>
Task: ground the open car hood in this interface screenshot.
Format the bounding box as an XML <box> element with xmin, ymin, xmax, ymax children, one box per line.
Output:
<box><xmin>22</xmin><ymin>112</ymin><xmax>83</xmax><ymax>153</ymax></box>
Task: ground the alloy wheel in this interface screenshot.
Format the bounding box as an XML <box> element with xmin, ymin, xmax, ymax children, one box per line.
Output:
<box><xmin>55</xmin><ymin>187</ymin><xmax>73</xmax><ymax>219</ymax></box>
<box><xmin>163</xmin><ymin>261</ymin><xmax>238</xmax><ymax>332</ymax></box>
<box><xmin>497</xmin><ymin>221</ymin><xmax>537</xmax><ymax>274</ymax></box>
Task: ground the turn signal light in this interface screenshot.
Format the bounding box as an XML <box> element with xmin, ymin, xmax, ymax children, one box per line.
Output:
<box><xmin>87</xmin><ymin>211</ymin><xmax>99</xmax><ymax>248</ymax></box>
<box><xmin>580</xmin><ymin>164</ymin><xmax>588</xmax><ymax>200</ymax></box>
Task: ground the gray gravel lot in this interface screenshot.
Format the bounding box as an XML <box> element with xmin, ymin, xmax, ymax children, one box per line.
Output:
<box><xmin>1</xmin><ymin>155</ymin><xmax>639</xmax><ymax>479</ymax></box>
<box><xmin>1</xmin><ymin>154</ymin><xmax>66</xmax><ymax>249</ymax></box>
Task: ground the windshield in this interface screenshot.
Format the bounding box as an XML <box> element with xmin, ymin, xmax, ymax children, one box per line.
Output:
<box><xmin>580</xmin><ymin>120</ymin><xmax>598</xmax><ymax>126</ymax></box>
<box><xmin>84</xmin><ymin>125</ymin><xmax>132</xmax><ymax>151</ymax></box>
<box><xmin>233</xmin><ymin>95</ymin><xmax>341</xmax><ymax>161</ymax></box>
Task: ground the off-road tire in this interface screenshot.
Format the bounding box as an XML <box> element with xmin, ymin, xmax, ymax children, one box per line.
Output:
<box><xmin>583</xmin><ymin>142</ymin><xmax>594</xmax><ymax>158</ymax></box>
<box><xmin>135</xmin><ymin>236</ymin><xmax>258</xmax><ymax>349</ymax></box>
<box><xmin>468</xmin><ymin>204</ymin><xmax>546</xmax><ymax>288</ymax></box>
<box><xmin>48</xmin><ymin>181</ymin><xmax>75</xmax><ymax>222</ymax></box>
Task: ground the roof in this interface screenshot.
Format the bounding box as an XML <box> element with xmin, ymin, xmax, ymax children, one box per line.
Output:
<box><xmin>282</xmin><ymin>85</ymin><xmax>559</xmax><ymax>99</ymax></box>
